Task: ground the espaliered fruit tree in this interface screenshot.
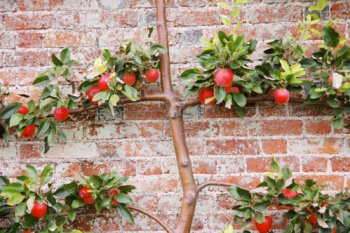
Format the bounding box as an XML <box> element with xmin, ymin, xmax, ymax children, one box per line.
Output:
<box><xmin>1</xmin><ymin>0</ymin><xmax>350</xmax><ymax>232</ymax></box>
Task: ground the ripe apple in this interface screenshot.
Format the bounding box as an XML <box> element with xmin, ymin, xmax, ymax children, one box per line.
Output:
<box><xmin>198</xmin><ymin>88</ymin><xmax>216</xmax><ymax>106</ymax></box>
<box><xmin>54</xmin><ymin>107</ymin><xmax>69</xmax><ymax>122</ymax></box>
<box><xmin>98</xmin><ymin>72</ymin><xmax>111</xmax><ymax>91</ymax></box>
<box><xmin>17</xmin><ymin>105</ymin><xmax>29</xmax><ymax>115</ymax></box>
<box><xmin>145</xmin><ymin>68</ymin><xmax>159</xmax><ymax>83</ymax></box>
<box><xmin>283</xmin><ymin>188</ymin><xmax>298</xmax><ymax>198</ymax></box>
<box><xmin>229</xmin><ymin>87</ymin><xmax>239</xmax><ymax>93</ymax></box>
<box><xmin>23</xmin><ymin>229</ymin><xmax>31</xmax><ymax>233</ymax></box>
<box><xmin>21</xmin><ymin>124</ymin><xmax>35</xmax><ymax>138</ymax></box>
<box><xmin>255</xmin><ymin>216</ymin><xmax>273</xmax><ymax>233</ymax></box>
<box><xmin>214</xmin><ymin>81</ymin><xmax>231</xmax><ymax>93</ymax></box>
<box><xmin>122</xmin><ymin>73</ymin><xmax>136</xmax><ymax>86</ymax></box>
<box><xmin>306</xmin><ymin>213</ymin><xmax>318</xmax><ymax>224</ymax></box>
<box><xmin>79</xmin><ymin>187</ymin><xmax>92</xmax><ymax>200</ymax></box>
<box><xmin>214</xmin><ymin>68</ymin><xmax>234</xmax><ymax>87</ymax></box>
<box><xmin>328</xmin><ymin>76</ymin><xmax>333</xmax><ymax>83</ymax></box>
<box><xmin>274</xmin><ymin>88</ymin><xmax>290</xmax><ymax>104</ymax></box>
<box><xmin>83</xmin><ymin>196</ymin><xmax>94</xmax><ymax>205</ymax></box>
<box><xmin>86</xmin><ymin>86</ymin><xmax>101</xmax><ymax>104</ymax></box>
<box><xmin>110</xmin><ymin>189</ymin><xmax>119</xmax><ymax>204</ymax></box>
<box><xmin>30</xmin><ymin>201</ymin><xmax>47</xmax><ymax>218</ymax></box>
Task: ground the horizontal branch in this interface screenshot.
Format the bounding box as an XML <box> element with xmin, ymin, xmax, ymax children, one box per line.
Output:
<box><xmin>196</xmin><ymin>181</ymin><xmax>234</xmax><ymax>195</ymax></box>
<box><xmin>129</xmin><ymin>205</ymin><xmax>173</xmax><ymax>233</ymax></box>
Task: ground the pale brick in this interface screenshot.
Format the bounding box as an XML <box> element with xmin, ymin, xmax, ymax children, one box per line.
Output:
<box><xmin>100</xmin><ymin>0</ymin><xmax>125</xmax><ymax>9</ymax></box>
<box><xmin>0</xmin><ymin>33</ymin><xmax>15</xmax><ymax>49</ymax></box>
<box><xmin>0</xmin><ymin>0</ymin><xmax>17</xmax><ymax>12</ymax></box>
<box><xmin>43</xmin><ymin>142</ymin><xmax>98</xmax><ymax>159</ymax></box>
<box><xmin>47</xmin><ymin>0</ymin><xmax>99</xmax><ymax>11</ymax></box>
<box><xmin>125</xmin><ymin>140</ymin><xmax>175</xmax><ymax>157</ymax></box>
<box><xmin>87</xmin><ymin>123</ymin><xmax>140</xmax><ymax>139</ymax></box>
<box><xmin>19</xmin><ymin>0</ymin><xmax>44</xmax><ymax>11</ymax></box>
<box><xmin>0</xmin><ymin>143</ymin><xmax>16</xmax><ymax>159</ymax></box>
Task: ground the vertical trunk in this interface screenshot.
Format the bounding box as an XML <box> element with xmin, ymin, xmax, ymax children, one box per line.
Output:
<box><xmin>155</xmin><ymin>1</ymin><xmax>197</xmax><ymax>232</ymax></box>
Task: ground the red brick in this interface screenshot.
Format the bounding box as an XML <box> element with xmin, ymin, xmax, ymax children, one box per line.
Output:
<box><xmin>246</xmin><ymin>156</ymin><xmax>300</xmax><ymax>173</ymax></box>
<box><xmin>259</xmin><ymin>102</ymin><xmax>287</xmax><ymax>117</ymax></box>
<box><xmin>187</xmin><ymin>140</ymin><xmax>204</xmax><ymax>155</ymax></box>
<box><xmin>44</xmin><ymin>32</ymin><xmax>96</xmax><ymax>48</ymax></box>
<box><xmin>206</xmin><ymin>139</ymin><xmax>259</xmax><ymax>155</ymax></box>
<box><xmin>289</xmin><ymin>138</ymin><xmax>344</xmax><ymax>154</ymax></box>
<box><xmin>18</xmin><ymin>144</ymin><xmax>43</xmax><ymax>159</ymax></box>
<box><xmin>55</xmin><ymin>163</ymin><xmax>81</xmax><ymax>178</ymax></box>
<box><xmin>192</xmin><ymin>158</ymin><xmax>217</xmax><ymax>174</ymax></box>
<box><xmin>179</xmin><ymin>0</ymin><xmax>206</xmax><ymax>7</ymax></box>
<box><xmin>5</xmin><ymin>13</ymin><xmax>54</xmax><ymax>30</ymax></box>
<box><xmin>137</xmin><ymin>159</ymin><xmax>162</xmax><ymax>175</ymax></box>
<box><xmin>220</xmin><ymin>120</ymin><xmax>248</xmax><ymax>137</ymax></box>
<box><xmin>294</xmin><ymin>175</ymin><xmax>344</xmax><ymax>191</ymax></box>
<box><xmin>93</xmin><ymin>215</ymin><xmax>121</xmax><ymax>232</ymax></box>
<box><xmin>19</xmin><ymin>0</ymin><xmax>44</xmax><ymax>11</ymax></box>
<box><xmin>248</xmin><ymin>5</ymin><xmax>303</xmax><ymax>24</ymax></box>
<box><xmin>4</xmin><ymin>51</ymin><xmax>51</xmax><ymax>67</ymax></box>
<box><xmin>302</xmin><ymin>156</ymin><xmax>328</xmax><ymax>172</ymax></box>
<box><xmin>97</xmin><ymin>142</ymin><xmax>123</xmax><ymax>157</ymax></box>
<box><xmin>202</xmin><ymin>105</ymin><xmax>256</xmax><ymax>118</ymax></box>
<box><xmin>18</xmin><ymin>32</ymin><xmax>42</xmax><ymax>48</ymax></box>
<box><xmin>331</xmin><ymin>2</ymin><xmax>350</xmax><ymax>20</ymax></box>
<box><xmin>6</xmin><ymin>87</ymin><xmax>42</xmax><ymax>103</ymax></box>
<box><xmin>140</xmin><ymin>122</ymin><xmax>165</xmax><ymax>138</ymax></box>
<box><xmin>289</xmin><ymin>103</ymin><xmax>333</xmax><ymax>116</ymax></box>
<box><xmin>124</xmin><ymin>102</ymin><xmax>168</xmax><ymax>120</ymax></box>
<box><xmin>133</xmin><ymin>194</ymin><xmax>159</xmax><ymax>212</ymax></box>
<box><xmin>100</xmin><ymin>10</ymin><xmax>138</xmax><ymax>27</ymax></box>
<box><xmin>83</xmin><ymin>161</ymin><xmax>136</xmax><ymax>176</ymax></box>
<box><xmin>250</xmin><ymin>120</ymin><xmax>303</xmax><ymax>136</ymax></box>
<box><xmin>331</xmin><ymin>156</ymin><xmax>350</xmax><ymax>172</ymax></box>
<box><xmin>56</xmin><ymin>12</ymin><xmax>82</xmax><ymax>29</ymax></box>
<box><xmin>305</xmin><ymin>119</ymin><xmax>332</xmax><ymax>135</ymax></box>
<box><xmin>184</xmin><ymin>120</ymin><xmax>220</xmax><ymax>138</ymax></box>
<box><xmin>262</xmin><ymin>139</ymin><xmax>287</xmax><ymax>154</ymax></box>
<box><xmin>167</xmin><ymin>9</ymin><xmax>221</xmax><ymax>27</ymax></box>
<box><xmin>0</xmin><ymin>69</ymin><xmax>16</xmax><ymax>86</ymax></box>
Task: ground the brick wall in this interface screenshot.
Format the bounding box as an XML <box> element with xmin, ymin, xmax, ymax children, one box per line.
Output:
<box><xmin>0</xmin><ymin>0</ymin><xmax>350</xmax><ymax>232</ymax></box>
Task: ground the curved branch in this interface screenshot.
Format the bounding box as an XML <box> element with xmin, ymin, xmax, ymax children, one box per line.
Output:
<box><xmin>196</xmin><ymin>181</ymin><xmax>234</xmax><ymax>195</ymax></box>
<box><xmin>129</xmin><ymin>205</ymin><xmax>173</xmax><ymax>233</ymax></box>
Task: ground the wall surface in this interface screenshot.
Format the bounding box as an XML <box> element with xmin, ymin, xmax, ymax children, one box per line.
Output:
<box><xmin>0</xmin><ymin>0</ymin><xmax>350</xmax><ymax>232</ymax></box>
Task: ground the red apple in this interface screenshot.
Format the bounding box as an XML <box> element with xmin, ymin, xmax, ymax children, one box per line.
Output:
<box><xmin>122</xmin><ymin>73</ymin><xmax>136</xmax><ymax>86</ymax></box>
<box><xmin>283</xmin><ymin>188</ymin><xmax>298</xmax><ymax>198</ymax></box>
<box><xmin>274</xmin><ymin>88</ymin><xmax>290</xmax><ymax>104</ymax></box>
<box><xmin>98</xmin><ymin>73</ymin><xmax>111</xmax><ymax>91</ymax></box>
<box><xmin>145</xmin><ymin>68</ymin><xmax>159</xmax><ymax>83</ymax></box>
<box><xmin>214</xmin><ymin>68</ymin><xmax>234</xmax><ymax>87</ymax></box>
<box><xmin>17</xmin><ymin>105</ymin><xmax>29</xmax><ymax>115</ymax></box>
<box><xmin>54</xmin><ymin>107</ymin><xmax>69</xmax><ymax>122</ymax></box>
<box><xmin>21</xmin><ymin>124</ymin><xmax>35</xmax><ymax>138</ymax></box>
<box><xmin>198</xmin><ymin>88</ymin><xmax>216</xmax><ymax>106</ymax></box>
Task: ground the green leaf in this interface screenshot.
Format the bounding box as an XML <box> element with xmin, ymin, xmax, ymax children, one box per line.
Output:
<box><xmin>26</xmin><ymin>165</ymin><xmax>38</xmax><ymax>181</ymax></box>
<box><xmin>332</xmin><ymin>117</ymin><xmax>344</xmax><ymax>129</ymax></box>
<box><xmin>234</xmin><ymin>107</ymin><xmax>245</xmax><ymax>117</ymax></box>
<box><xmin>308</xmin><ymin>0</ymin><xmax>326</xmax><ymax>12</ymax></box>
<box><xmin>221</xmin><ymin>15</ymin><xmax>231</xmax><ymax>27</ymax></box>
<box><xmin>60</xmin><ymin>48</ymin><xmax>71</xmax><ymax>64</ymax></box>
<box><xmin>59</xmin><ymin>129</ymin><xmax>66</xmax><ymax>141</ymax></box>
<box><xmin>63</xmin><ymin>67</ymin><xmax>73</xmax><ymax>77</ymax></box>
<box><xmin>149</xmin><ymin>45</ymin><xmax>167</xmax><ymax>54</ymax></box>
<box><xmin>232</xmin><ymin>93</ymin><xmax>247</xmax><ymax>107</ymax></box>
<box><xmin>33</xmin><ymin>75</ymin><xmax>51</xmax><ymax>87</ymax></box>
<box><xmin>234</xmin><ymin>0</ymin><xmax>247</xmax><ymax>6</ymax></box>
<box><xmin>231</xmin><ymin>7</ymin><xmax>240</xmax><ymax>18</ymax></box>
<box><xmin>15</xmin><ymin>202</ymin><xmax>26</xmax><ymax>217</ymax></box>
<box><xmin>118</xmin><ymin>185</ymin><xmax>136</xmax><ymax>193</ymax></box>
<box><xmin>89</xmin><ymin>175</ymin><xmax>103</xmax><ymax>189</ymax></box>
<box><xmin>299</xmin><ymin>58</ymin><xmax>317</xmax><ymax>68</ymax></box>
<box><xmin>280</xmin><ymin>59</ymin><xmax>290</xmax><ymax>73</ymax></box>
<box><xmin>53</xmin><ymin>186</ymin><xmax>70</xmax><ymax>198</ymax></box>
<box><xmin>0</xmin><ymin>103</ymin><xmax>21</xmax><ymax>119</ymax></box>
<box><xmin>78</xmin><ymin>78</ymin><xmax>98</xmax><ymax>92</ymax></box>
<box><xmin>122</xmin><ymin>85</ymin><xmax>140</xmax><ymax>101</ymax></box>
<box><xmin>322</xmin><ymin>26</ymin><xmax>340</xmax><ymax>48</ymax></box>
<box><xmin>47</xmin><ymin>189</ymin><xmax>56</xmax><ymax>206</ymax></box>
<box><xmin>214</xmin><ymin>87</ymin><xmax>226</xmax><ymax>104</ymax></box>
<box><xmin>9</xmin><ymin>113</ymin><xmax>24</xmax><ymax>127</ymax></box>
<box><xmin>108</xmin><ymin>94</ymin><xmax>120</xmax><ymax>116</ymax></box>
<box><xmin>217</xmin><ymin>2</ymin><xmax>230</xmax><ymax>9</ymax></box>
<box><xmin>115</xmin><ymin>193</ymin><xmax>133</xmax><ymax>204</ymax></box>
<box><xmin>37</xmin><ymin>120</ymin><xmax>50</xmax><ymax>135</ymax></box>
<box><xmin>228</xmin><ymin>185</ymin><xmax>251</xmax><ymax>200</ymax></box>
<box><xmin>68</xmin><ymin>210</ymin><xmax>76</xmax><ymax>221</ymax></box>
<box><xmin>8</xmin><ymin>193</ymin><xmax>25</xmax><ymax>206</ymax></box>
<box><xmin>41</xmin><ymin>164</ymin><xmax>54</xmax><ymax>186</ymax></box>
<box><xmin>102</xmin><ymin>49</ymin><xmax>111</xmax><ymax>60</ymax></box>
<box><xmin>71</xmin><ymin>199</ymin><xmax>84</xmax><ymax>209</ymax></box>
<box><xmin>271</xmin><ymin>157</ymin><xmax>279</xmax><ymax>173</ymax></box>
<box><xmin>326</xmin><ymin>98</ymin><xmax>340</xmax><ymax>108</ymax></box>
<box><xmin>117</xmin><ymin>204</ymin><xmax>134</xmax><ymax>224</ymax></box>
<box><xmin>56</xmin><ymin>216</ymin><xmax>67</xmax><ymax>227</ymax></box>
<box><xmin>22</xmin><ymin>215</ymin><xmax>39</xmax><ymax>229</ymax></box>
<box><xmin>147</xmin><ymin>26</ymin><xmax>153</xmax><ymax>38</ymax></box>
<box><xmin>52</xmin><ymin>54</ymin><xmax>63</xmax><ymax>66</ymax></box>
<box><xmin>252</xmin><ymin>200</ymin><xmax>273</xmax><ymax>212</ymax></box>
<box><xmin>256</xmin><ymin>213</ymin><xmax>265</xmax><ymax>224</ymax></box>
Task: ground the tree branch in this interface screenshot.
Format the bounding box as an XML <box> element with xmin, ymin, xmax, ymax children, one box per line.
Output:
<box><xmin>196</xmin><ymin>181</ymin><xmax>233</xmax><ymax>195</ymax></box>
<box><xmin>129</xmin><ymin>205</ymin><xmax>173</xmax><ymax>233</ymax></box>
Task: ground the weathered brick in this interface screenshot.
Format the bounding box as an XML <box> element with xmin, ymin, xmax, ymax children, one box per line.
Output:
<box><xmin>17</xmin><ymin>69</ymin><xmax>41</xmax><ymax>85</ymax></box>
<box><xmin>216</xmin><ymin>157</ymin><xmax>244</xmax><ymax>174</ymax></box>
<box><xmin>259</xmin><ymin>23</ymin><xmax>288</xmax><ymax>40</ymax></box>
<box><xmin>137</xmin><ymin>159</ymin><xmax>162</xmax><ymax>175</ymax></box>
<box><xmin>0</xmin><ymin>143</ymin><xmax>16</xmax><ymax>160</ymax></box>
<box><xmin>47</xmin><ymin>0</ymin><xmax>99</xmax><ymax>11</ymax></box>
<box><xmin>0</xmin><ymin>0</ymin><xmax>17</xmax><ymax>12</ymax></box>
<box><xmin>302</xmin><ymin>156</ymin><xmax>328</xmax><ymax>172</ymax></box>
<box><xmin>206</xmin><ymin>139</ymin><xmax>259</xmax><ymax>155</ymax></box>
<box><xmin>167</xmin><ymin>9</ymin><xmax>221</xmax><ymax>27</ymax></box>
<box><xmin>97</xmin><ymin>141</ymin><xmax>124</xmax><ymax>157</ymax></box>
<box><xmin>18</xmin><ymin>32</ymin><xmax>42</xmax><ymax>48</ymax></box>
<box><xmin>250</xmin><ymin>120</ymin><xmax>303</xmax><ymax>136</ymax></box>
<box><xmin>289</xmin><ymin>138</ymin><xmax>344</xmax><ymax>154</ymax></box>
<box><xmin>246</xmin><ymin>156</ymin><xmax>300</xmax><ymax>172</ymax></box>
<box><xmin>177</xmin><ymin>29</ymin><xmax>203</xmax><ymax>45</ymax></box>
<box><xmin>262</xmin><ymin>139</ymin><xmax>287</xmax><ymax>154</ymax></box>
<box><xmin>55</xmin><ymin>12</ymin><xmax>83</xmax><ymax>29</ymax></box>
<box><xmin>179</xmin><ymin>0</ymin><xmax>206</xmax><ymax>7</ymax></box>
<box><xmin>125</xmin><ymin>139</ymin><xmax>174</xmax><ymax>157</ymax></box>
<box><xmin>19</xmin><ymin>0</ymin><xmax>44</xmax><ymax>11</ymax></box>
<box><xmin>55</xmin><ymin>162</ymin><xmax>81</xmax><ymax>178</ymax></box>
<box><xmin>140</xmin><ymin>121</ymin><xmax>165</xmax><ymax>138</ymax></box>
<box><xmin>158</xmin><ymin>193</ymin><xmax>182</xmax><ymax>212</ymax></box>
<box><xmin>259</xmin><ymin>101</ymin><xmax>287</xmax><ymax>117</ymax></box>
<box><xmin>0</xmin><ymin>33</ymin><xmax>15</xmax><ymax>49</ymax></box>
<box><xmin>93</xmin><ymin>215</ymin><xmax>121</xmax><ymax>232</ymax></box>
<box><xmin>305</xmin><ymin>119</ymin><xmax>332</xmax><ymax>135</ymax></box>
<box><xmin>99</xmin><ymin>0</ymin><xmax>125</xmax><ymax>9</ymax></box>
<box><xmin>83</xmin><ymin>160</ymin><xmax>136</xmax><ymax>176</ymax></box>
<box><xmin>202</xmin><ymin>105</ymin><xmax>256</xmax><ymax>118</ymax></box>
<box><xmin>44</xmin><ymin>32</ymin><xmax>96</xmax><ymax>48</ymax></box>
<box><xmin>5</xmin><ymin>13</ymin><xmax>54</xmax><ymax>30</ymax></box>
<box><xmin>0</xmin><ymin>69</ymin><xmax>16</xmax><ymax>86</ymax></box>
<box><xmin>248</xmin><ymin>5</ymin><xmax>303</xmax><ymax>24</ymax></box>
<box><xmin>183</xmin><ymin>120</ymin><xmax>221</xmax><ymax>138</ymax></box>
<box><xmin>331</xmin><ymin>2</ymin><xmax>350</xmax><ymax>20</ymax></box>
<box><xmin>18</xmin><ymin>144</ymin><xmax>42</xmax><ymax>159</ymax></box>
<box><xmin>220</xmin><ymin>119</ymin><xmax>248</xmax><ymax>137</ymax></box>
<box><xmin>123</xmin><ymin>102</ymin><xmax>168</xmax><ymax>120</ymax></box>
<box><xmin>192</xmin><ymin>158</ymin><xmax>217</xmax><ymax>174</ymax></box>
<box><xmin>138</xmin><ymin>9</ymin><xmax>156</xmax><ymax>26</ymax></box>
<box><xmin>4</xmin><ymin>51</ymin><xmax>51</xmax><ymax>67</ymax></box>
<box><xmin>170</xmin><ymin>46</ymin><xmax>202</xmax><ymax>63</ymax></box>
<box><xmin>43</xmin><ymin>142</ymin><xmax>98</xmax><ymax>159</ymax></box>
<box><xmin>87</xmin><ymin>123</ymin><xmax>140</xmax><ymax>139</ymax></box>
<box><xmin>124</xmin><ymin>0</ymin><xmax>177</xmax><ymax>8</ymax></box>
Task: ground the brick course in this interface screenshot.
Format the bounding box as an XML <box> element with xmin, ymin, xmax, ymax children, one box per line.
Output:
<box><xmin>0</xmin><ymin>0</ymin><xmax>350</xmax><ymax>232</ymax></box>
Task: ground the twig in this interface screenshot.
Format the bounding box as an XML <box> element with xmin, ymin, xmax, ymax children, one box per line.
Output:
<box><xmin>196</xmin><ymin>181</ymin><xmax>233</xmax><ymax>195</ymax></box>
